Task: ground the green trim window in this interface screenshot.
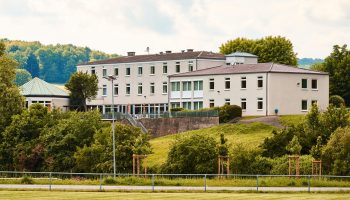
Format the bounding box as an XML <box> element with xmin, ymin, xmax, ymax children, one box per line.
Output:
<box><xmin>171</xmin><ymin>82</ymin><xmax>180</xmax><ymax>92</ymax></box>
<box><xmin>182</xmin><ymin>81</ymin><xmax>192</xmax><ymax>91</ymax></box>
<box><xmin>302</xmin><ymin>79</ymin><xmax>307</xmax><ymax>89</ymax></box>
<box><xmin>150</xmin><ymin>82</ymin><xmax>155</xmax><ymax>94</ymax></box>
<box><xmin>194</xmin><ymin>81</ymin><xmax>203</xmax><ymax>91</ymax></box>
<box><xmin>182</xmin><ymin>102</ymin><xmax>192</xmax><ymax>110</ymax></box>
<box><xmin>150</xmin><ymin>66</ymin><xmax>155</xmax><ymax>75</ymax></box>
<box><xmin>193</xmin><ymin>101</ymin><xmax>203</xmax><ymax>110</ymax></box>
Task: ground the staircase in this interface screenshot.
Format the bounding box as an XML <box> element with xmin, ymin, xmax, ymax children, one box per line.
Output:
<box><xmin>125</xmin><ymin>113</ymin><xmax>148</xmax><ymax>133</ymax></box>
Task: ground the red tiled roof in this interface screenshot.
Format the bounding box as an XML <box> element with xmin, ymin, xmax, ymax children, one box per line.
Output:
<box><xmin>78</xmin><ymin>51</ymin><xmax>225</xmax><ymax>66</ymax></box>
<box><xmin>169</xmin><ymin>63</ymin><xmax>328</xmax><ymax>77</ymax></box>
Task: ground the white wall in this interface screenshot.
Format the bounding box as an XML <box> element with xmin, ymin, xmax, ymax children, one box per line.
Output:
<box><xmin>267</xmin><ymin>73</ymin><xmax>329</xmax><ymax>115</ymax></box>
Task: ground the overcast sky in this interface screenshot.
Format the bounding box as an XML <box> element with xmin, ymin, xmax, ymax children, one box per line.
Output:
<box><xmin>1</xmin><ymin>0</ymin><xmax>349</xmax><ymax>58</ymax></box>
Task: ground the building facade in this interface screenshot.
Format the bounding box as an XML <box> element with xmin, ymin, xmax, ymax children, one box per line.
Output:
<box><xmin>77</xmin><ymin>51</ymin><xmax>329</xmax><ymax>116</ymax></box>
<box><xmin>76</xmin><ymin>50</ymin><xmax>225</xmax><ymax>115</ymax></box>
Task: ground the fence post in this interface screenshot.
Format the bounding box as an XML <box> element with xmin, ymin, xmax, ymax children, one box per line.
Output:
<box><xmin>308</xmin><ymin>175</ymin><xmax>310</xmax><ymax>193</ymax></box>
<box><xmin>99</xmin><ymin>173</ymin><xmax>102</xmax><ymax>191</ymax></box>
<box><xmin>256</xmin><ymin>175</ymin><xmax>259</xmax><ymax>192</ymax></box>
<box><xmin>152</xmin><ymin>174</ymin><xmax>155</xmax><ymax>192</ymax></box>
<box><xmin>204</xmin><ymin>174</ymin><xmax>207</xmax><ymax>192</ymax></box>
<box><xmin>49</xmin><ymin>172</ymin><xmax>52</xmax><ymax>191</ymax></box>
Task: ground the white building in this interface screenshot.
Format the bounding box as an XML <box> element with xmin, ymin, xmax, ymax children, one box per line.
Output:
<box><xmin>20</xmin><ymin>77</ymin><xmax>70</xmax><ymax>111</ymax></box>
<box><xmin>77</xmin><ymin>51</ymin><xmax>329</xmax><ymax>116</ymax></box>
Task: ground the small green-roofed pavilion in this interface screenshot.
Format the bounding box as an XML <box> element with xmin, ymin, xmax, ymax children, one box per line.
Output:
<box><xmin>20</xmin><ymin>77</ymin><xmax>69</xmax><ymax>97</ymax></box>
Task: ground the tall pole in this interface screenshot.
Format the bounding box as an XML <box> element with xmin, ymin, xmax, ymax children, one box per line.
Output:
<box><xmin>111</xmin><ymin>78</ymin><xmax>116</xmax><ymax>178</ymax></box>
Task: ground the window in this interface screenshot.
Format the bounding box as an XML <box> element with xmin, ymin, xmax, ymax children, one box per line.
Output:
<box><xmin>150</xmin><ymin>66</ymin><xmax>155</xmax><ymax>75</ymax></box>
<box><xmin>241</xmin><ymin>98</ymin><xmax>247</xmax><ymax>110</ymax></box>
<box><xmin>182</xmin><ymin>81</ymin><xmax>192</xmax><ymax>91</ymax></box>
<box><xmin>138</xmin><ymin>66</ymin><xmax>143</xmax><ymax>75</ymax></box>
<box><xmin>176</xmin><ymin>62</ymin><xmax>180</xmax><ymax>73</ymax></box>
<box><xmin>171</xmin><ymin>102</ymin><xmax>180</xmax><ymax>108</ymax></box>
<box><xmin>302</xmin><ymin>100</ymin><xmax>308</xmax><ymax>111</ymax></box>
<box><xmin>209</xmin><ymin>78</ymin><xmax>214</xmax><ymax>90</ymax></box>
<box><xmin>209</xmin><ymin>99</ymin><xmax>215</xmax><ymax>108</ymax></box>
<box><xmin>193</xmin><ymin>101</ymin><xmax>203</xmax><ymax>110</ymax></box>
<box><xmin>225</xmin><ymin>98</ymin><xmax>230</xmax><ymax>105</ymax></box>
<box><xmin>312</xmin><ymin>79</ymin><xmax>318</xmax><ymax>90</ymax></box>
<box><xmin>162</xmin><ymin>82</ymin><xmax>168</xmax><ymax>94</ymax></box>
<box><xmin>102</xmin><ymin>68</ymin><xmax>107</xmax><ymax>77</ymax></box>
<box><xmin>138</xmin><ymin>83</ymin><xmax>142</xmax><ymax>95</ymax></box>
<box><xmin>311</xmin><ymin>100</ymin><xmax>318</xmax><ymax>105</ymax></box>
<box><xmin>257</xmin><ymin>98</ymin><xmax>263</xmax><ymax>110</ymax></box>
<box><xmin>194</xmin><ymin>81</ymin><xmax>203</xmax><ymax>91</ymax></box>
<box><xmin>182</xmin><ymin>102</ymin><xmax>192</xmax><ymax>110</ymax></box>
<box><xmin>257</xmin><ymin>76</ymin><xmax>263</xmax><ymax>88</ymax></box>
<box><xmin>113</xmin><ymin>84</ymin><xmax>118</xmax><ymax>96</ymax></box>
<box><xmin>91</xmin><ymin>67</ymin><xmax>95</xmax><ymax>75</ymax></box>
<box><xmin>102</xmin><ymin>85</ymin><xmax>107</xmax><ymax>96</ymax></box>
<box><xmin>171</xmin><ymin>82</ymin><xmax>180</xmax><ymax>91</ymax></box>
<box><xmin>114</xmin><ymin>67</ymin><xmax>118</xmax><ymax>76</ymax></box>
<box><xmin>188</xmin><ymin>61</ymin><xmax>194</xmax><ymax>72</ymax></box>
<box><xmin>150</xmin><ymin>82</ymin><xmax>155</xmax><ymax>94</ymax></box>
<box><xmin>163</xmin><ymin>62</ymin><xmax>168</xmax><ymax>74</ymax></box>
<box><xmin>241</xmin><ymin>77</ymin><xmax>247</xmax><ymax>89</ymax></box>
<box><xmin>126</xmin><ymin>67</ymin><xmax>131</xmax><ymax>76</ymax></box>
<box><xmin>225</xmin><ymin>78</ymin><xmax>230</xmax><ymax>90</ymax></box>
<box><xmin>126</xmin><ymin>84</ymin><xmax>131</xmax><ymax>95</ymax></box>
<box><xmin>301</xmin><ymin>79</ymin><xmax>307</xmax><ymax>89</ymax></box>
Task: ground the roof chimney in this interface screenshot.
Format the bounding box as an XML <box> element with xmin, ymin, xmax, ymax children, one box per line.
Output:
<box><xmin>127</xmin><ymin>52</ymin><xmax>135</xmax><ymax>56</ymax></box>
<box><xmin>165</xmin><ymin>50</ymin><xmax>172</xmax><ymax>54</ymax></box>
<box><xmin>187</xmin><ymin>49</ymin><xmax>194</xmax><ymax>52</ymax></box>
<box><xmin>159</xmin><ymin>52</ymin><xmax>163</xmax><ymax>55</ymax></box>
<box><xmin>181</xmin><ymin>50</ymin><xmax>185</xmax><ymax>53</ymax></box>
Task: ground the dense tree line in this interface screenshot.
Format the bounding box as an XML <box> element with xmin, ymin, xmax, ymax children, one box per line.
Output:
<box><xmin>1</xmin><ymin>38</ymin><xmax>117</xmax><ymax>84</ymax></box>
<box><xmin>219</xmin><ymin>36</ymin><xmax>298</xmax><ymax>66</ymax></box>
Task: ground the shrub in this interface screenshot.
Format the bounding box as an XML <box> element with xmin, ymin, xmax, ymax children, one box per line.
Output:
<box><xmin>161</xmin><ymin>133</ymin><xmax>218</xmax><ymax>174</ymax></box>
<box><xmin>329</xmin><ymin>95</ymin><xmax>345</xmax><ymax>107</ymax></box>
<box><xmin>217</xmin><ymin>104</ymin><xmax>242</xmax><ymax>123</ymax></box>
<box><xmin>103</xmin><ymin>177</ymin><xmax>117</xmax><ymax>185</ymax></box>
<box><xmin>170</xmin><ymin>107</ymin><xmax>184</xmax><ymax>112</ymax></box>
<box><xmin>270</xmin><ymin>155</ymin><xmax>312</xmax><ymax>175</ymax></box>
<box><xmin>20</xmin><ymin>175</ymin><xmax>34</xmax><ymax>184</ymax></box>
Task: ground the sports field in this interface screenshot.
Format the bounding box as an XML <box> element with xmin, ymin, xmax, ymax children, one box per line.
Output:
<box><xmin>0</xmin><ymin>191</ymin><xmax>350</xmax><ymax>200</ymax></box>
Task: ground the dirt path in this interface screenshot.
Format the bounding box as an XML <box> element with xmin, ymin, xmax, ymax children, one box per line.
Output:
<box><xmin>238</xmin><ymin>116</ymin><xmax>284</xmax><ymax>128</ymax></box>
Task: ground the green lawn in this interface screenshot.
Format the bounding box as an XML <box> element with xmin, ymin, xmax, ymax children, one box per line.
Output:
<box><xmin>1</xmin><ymin>191</ymin><xmax>350</xmax><ymax>200</ymax></box>
<box><xmin>146</xmin><ymin>122</ymin><xmax>276</xmax><ymax>169</ymax></box>
<box><xmin>279</xmin><ymin>115</ymin><xmax>305</xmax><ymax>127</ymax></box>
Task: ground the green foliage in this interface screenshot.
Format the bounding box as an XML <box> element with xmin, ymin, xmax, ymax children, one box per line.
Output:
<box><xmin>1</xmin><ymin>38</ymin><xmax>116</xmax><ymax>83</ymax></box>
<box><xmin>315</xmin><ymin>44</ymin><xmax>350</xmax><ymax>105</ymax></box>
<box><xmin>322</xmin><ymin>127</ymin><xmax>350</xmax><ymax>175</ymax></box>
<box><xmin>65</xmin><ymin>71</ymin><xmax>98</xmax><ymax>111</ymax></box>
<box><xmin>269</xmin><ymin>155</ymin><xmax>312</xmax><ymax>175</ymax></box>
<box><xmin>286</xmin><ymin>135</ymin><xmax>302</xmax><ymax>155</ymax></box>
<box><xmin>216</xmin><ymin>104</ymin><xmax>242</xmax><ymax>123</ymax></box>
<box><xmin>329</xmin><ymin>95</ymin><xmax>345</xmax><ymax>107</ymax></box>
<box><xmin>74</xmin><ymin>123</ymin><xmax>151</xmax><ymax>173</ymax></box>
<box><xmin>15</xmin><ymin>69</ymin><xmax>32</xmax><ymax>86</ymax></box>
<box><xmin>219</xmin><ymin>36</ymin><xmax>298</xmax><ymax>65</ymax></box>
<box><xmin>0</xmin><ymin>41</ymin><xmax>24</xmax><ymax>134</ymax></box>
<box><xmin>103</xmin><ymin>177</ymin><xmax>117</xmax><ymax>185</ymax></box>
<box><xmin>218</xmin><ymin>133</ymin><xmax>228</xmax><ymax>156</ymax></box>
<box><xmin>310</xmin><ymin>136</ymin><xmax>323</xmax><ymax>160</ymax></box>
<box><xmin>162</xmin><ymin>134</ymin><xmax>218</xmax><ymax>174</ymax></box>
<box><xmin>230</xmin><ymin>144</ymin><xmax>271</xmax><ymax>174</ymax></box>
<box><xmin>170</xmin><ymin>107</ymin><xmax>184</xmax><ymax>112</ymax></box>
<box><xmin>20</xmin><ymin>175</ymin><xmax>34</xmax><ymax>184</ymax></box>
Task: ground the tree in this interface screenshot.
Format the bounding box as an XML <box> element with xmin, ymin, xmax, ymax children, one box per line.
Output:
<box><xmin>162</xmin><ymin>134</ymin><xmax>218</xmax><ymax>174</ymax></box>
<box><xmin>218</xmin><ymin>133</ymin><xmax>228</xmax><ymax>156</ymax></box>
<box><xmin>286</xmin><ymin>135</ymin><xmax>302</xmax><ymax>155</ymax></box>
<box><xmin>15</xmin><ymin>69</ymin><xmax>32</xmax><ymax>86</ymax></box>
<box><xmin>74</xmin><ymin>123</ymin><xmax>151</xmax><ymax>173</ymax></box>
<box><xmin>219</xmin><ymin>36</ymin><xmax>298</xmax><ymax>66</ymax></box>
<box><xmin>322</xmin><ymin>127</ymin><xmax>350</xmax><ymax>175</ymax></box>
<box><xmin>25</xmin><ymin>53</ymin><xmax>39</xmax><ymax>77</ymax></box>
<box><xmin>315</xmin><ymin>45</ymin><xmax>350</xmax><ymax>105</ymax></box>
<box><xmin>0</xmin><ymin>41</ymin><xmax>24</xmax><ymax>134</ymax></box>
<box><xmin>65</xmin><ymin>71</ymin><xmax>98</xmax><ymax>111</ymax></box>
<box><xmin>310</xmin><ymin>136</ymin><xmax>323</xmax><ymax>160</ymax></box>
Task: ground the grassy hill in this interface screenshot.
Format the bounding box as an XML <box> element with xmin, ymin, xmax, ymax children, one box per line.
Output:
<box><xmin>146</xmin><ymin>122</ymin><xmax>277</xmax><ymax>169</ymax></box>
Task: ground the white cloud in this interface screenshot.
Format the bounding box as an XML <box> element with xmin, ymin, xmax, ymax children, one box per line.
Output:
<box><xmin>0</xmin><ymin>0</ymin><xmax>349</xmax><ymax>58</ymax></box>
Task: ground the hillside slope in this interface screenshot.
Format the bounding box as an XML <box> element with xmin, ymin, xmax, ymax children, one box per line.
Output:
<box><xmin>146</xmin><ymin>122</ymin><xmax>277</xmax><ymax>169</ymax></box>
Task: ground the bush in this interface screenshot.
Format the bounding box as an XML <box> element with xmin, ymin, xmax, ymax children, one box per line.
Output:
<box><xmin>170</xmin><ymin>107</ymin><xmax>184</xmax><ymax>112</ymax></box>
<box><xmin>161</xmin><ymin>133</ymin><xmax>218</xmax><ymax>174</ymax></box>
<box><xmin>103</xmin><ymin>177</ymin><xmax>117</xmax><ymax>185</ymax></box>
<box><xmin>270</xmin><ymin>155</ymin><xmax>312</xmax><ymax>175</ymax></box>
<box><xmin>216</xmin><ymin>104</ymin><xmax>242</xmax><ymax>123</ymax></box>
<box><xmin>329</xmin><ymin>95</ymin><xmax>345</xmax><ymax>107</ymax></box>
<box><xmin>20</xmin><ymin>175</ymin><xmax>34</xmax><ymax>184</ymax></box>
